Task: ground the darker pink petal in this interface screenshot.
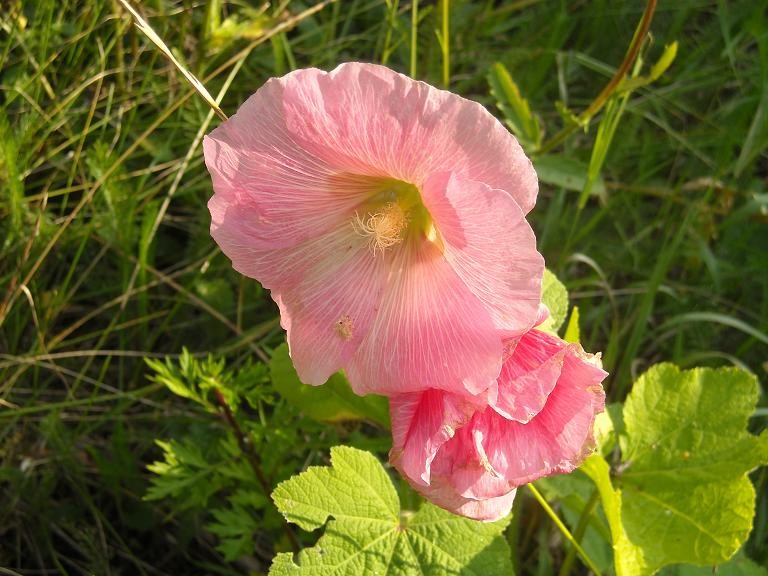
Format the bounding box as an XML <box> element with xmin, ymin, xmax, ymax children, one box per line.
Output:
<box><xmin>493</xmin><ymin>329</ymin><xmax>569</xmax><ymax>422</ymax></box>
<box><xmin>389</xmin><ymin>389</ymin><xmax>479</xmax><ymax>487</ymax></box>
<box><xmin>389</xmin><ymin>330</ymin><xmax>607</xmax><ymax>522</ymax></box>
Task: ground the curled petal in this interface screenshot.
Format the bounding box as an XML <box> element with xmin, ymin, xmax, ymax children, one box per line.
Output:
<box><xmin>390</xmin><ymin>390</ymin><xmax>480</xmax><ymax>487</ymax></box>
<box><xmin>493</xmin><ymin>329</ymin><xmax>569</xmax><ymax>423</ymax></box>
<box><xmin>389</xmin><ymin>330</ymin><xmax>607</xmax><ymax>521</ymax></box>
<box><xmin>417</xmin><ymin>479</ymin><xmax>517</xmax><ymax>523</ymax></box>
<box><xmin>422</xmin><ymin>172</ymin><xmax>543</xmax><ymax>337</ymax></box>
<box><xmin>446</xmin><ymin>338</ymin><xmax>607</xmax><ymax>499</ymax></box>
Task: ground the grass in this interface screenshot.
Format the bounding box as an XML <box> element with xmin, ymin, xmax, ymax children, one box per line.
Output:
<box><xmin>1</xmin><ymin>0</ymin><xmax>766</xmax><ymax>573</ymax></box>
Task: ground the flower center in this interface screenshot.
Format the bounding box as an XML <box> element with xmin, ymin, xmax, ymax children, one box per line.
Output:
<box><xmin>353</xmin><ymin>203</ymin><xmax>408</xmax><ymax>254</ymax></box>
<box><xmin>350</xmin><ymin>178</ymin><xmax>434</xmax><ymax>256</ymax></box>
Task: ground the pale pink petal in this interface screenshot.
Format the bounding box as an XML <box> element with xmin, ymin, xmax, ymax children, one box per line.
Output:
<box><xmin>210</xmin><ymin>203</ymin><xmax>391</xmax><ymax>384</ymax></box>
<box><xmin>282</xmin><ymin>63</ymin><xmax>538</xmax><ymax>213</ymax></box>
<box><xmin>345</xmin><ymin>238</ymin><xmax>503</xmax><ymax>396</ymax></box>
<box><xmin>421</xmin><ymin>172</ymin><xmax>543</xmax><ymax>336</ymax></box>
<box><xmin>272</xmin><ymin>230</ymin><xmax>391</xmax><ymax>386</ymax></box>
<box><xmin>204</xmin><ymin>78</ymin><xmax>371</xmax><ymax>251</ymax></box>
<box><xmin>210</xmin><ymin>195</ymin><xmax>356</xmax><ymax>288</ymax></box>
<box><xmin>205</xmin><ymin>63</ymin><xmax>544</xmax><ymax>397</ymax></box>
<box><xmin>389</xmin><ymin>390</ymin><xmax>479</xmax><ymax>487</ymax></box>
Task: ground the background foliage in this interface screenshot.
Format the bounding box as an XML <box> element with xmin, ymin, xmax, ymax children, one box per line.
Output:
<box><xmin>1</xmin><ymin>0</ymin><xmax>767</xmax><ymax>574</ymax></box>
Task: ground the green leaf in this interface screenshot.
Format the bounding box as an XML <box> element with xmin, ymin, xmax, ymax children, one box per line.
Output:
<box><xmin>581</xmin><ymin>93</ymin><xmax>627</xmax><ymax>208</ymax></box>
<box><xmin>583</xmin><ymin>364</ymin><xmax>768</xmax><ymax>576</ymax></box>
<box><xmin>620</xmin><ymin>42</ymin><xmax>679</xmax><ymax>93</ymax></box>
<box><xmin>487</xmin><ymin>62</ymin><xmax>541</xmax><ymax>151</ymax></box>
<box><xmin>145</xmin><ymin>439</ymin><xmax>225</xmax><ymax>508</ymax></box>
<box><xmin>534</xmin><ymin>154</ymin><xmax>607</xmax><ymax>200</ymax></box>
<box><xmin>270</xmin><ymin>446</ymin><xmax>513</xmax><ymax>575</ymax></box>
<box><xmin>208</xmin><ymin>498</ymin><xmax>263</xmax><ymax>561</ymax></box>
<box><xmin>659</xmin><ymin>550</ymin><xmax>768</xmax><ymax>576</ymax></box>
<box><xmin>269</xmin><ymin>344</ymin><xmax>389</xmax><ymax>428</ymax></box>
<box><xmin>539</xmin><ymin>269</ymin><xmax>569</xmax><ymax>334</ymax></box>
<box><xmin>563</xmin><ymin>306</ymin><xmax>580</xmax><ymax>343</ymax></box>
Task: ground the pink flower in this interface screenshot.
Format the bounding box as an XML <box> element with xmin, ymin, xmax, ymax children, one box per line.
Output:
<box><xmin>389</xmin><ymin>329</ymin><xmax>607</xmax><ymax>521</ymax></box>
<box><xmin>204</xmin><ymin>63</ymin><xmax>544</xmax><ymax>396</ymax></box>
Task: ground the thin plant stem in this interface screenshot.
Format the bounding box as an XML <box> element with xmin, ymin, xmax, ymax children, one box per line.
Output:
<box><xmin>527</xmin><ymin>483</ymin><xmax>602</xmax><ymax>576</ymax></box>
<box><xmin>558</xmin><ymin>489</ymin><xmax>600</xmax><ymax>576</ymax></box>
<box><xmin>410</xmin><ymin>0</ymin><xmax>419</xmax><ymax>77</ymax></box>
<box><xmin>0</xmin><ymin>0</ymin><xmax>336</xmax><ymax>329</ymax></box>
<box><xmin>381</xmin><ymin>0</ymin><xmax>399</xmax><ymax>65</ymax></box>
<box><xmin>117</xmin><ymin>0</ymin><xmax>228</xmax><ymax>121</ymax></box>
<box><xmin>0</xmin><ymin>383</ymin><xmax>163</xmax><ymax>418</ymax></box>
<box><xmin>212</xmin><ymin>388</ymin><xmax>301</xmax><ymax>553</ymax></box>
<box><xmin>441</xmin><ymin>0</ymin><xmax>450</xmax><ymax>86</ymax></box>
<box><xmin>538</xmin><ymin>0</ymin><xmax>658</xmax><ymax>155</ymax></box>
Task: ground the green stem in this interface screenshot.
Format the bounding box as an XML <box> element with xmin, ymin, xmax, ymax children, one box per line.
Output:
<box><xmin>0</xmin><ymin>383</ymin><xmax>163</xmax><ymax>418</ymax></box>
<box><xmin>213</xmin><ymin>388</ymin><xmax>301</xmax><ymax>553</ymax></box>
<box><xmin>537</xmin><ymin>0</ymin><xmax>657</xmax><ymax>155</ymax></box>
<box><xmin>527</xmin><ymin>483</ymin><xmax>602</xmax><ymax>576</ymax></box>
<box><xmin>381</xmin><ymin>0</ymin><xmax>399</xmax><ymax>65</ymax></box>
<box><xmin>558</xmin><ymin>489</ymin><xmax>600</xmax><ymax>576</ymax></box>
<box><xmin>410</xmin><ymin>0</ymin><xmax>419</xmax><ymax>77</ymax></box>
<box><xmin>441</xmin><ymin>0</ymin><xmax>450</xmax><ymax>86</ymax></box>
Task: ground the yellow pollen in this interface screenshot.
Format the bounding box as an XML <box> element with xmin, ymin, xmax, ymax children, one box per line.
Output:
<box><xmin>352</xmin><ymin>202</ymin><xmax>408</xmax><ymax>255</ymax></box>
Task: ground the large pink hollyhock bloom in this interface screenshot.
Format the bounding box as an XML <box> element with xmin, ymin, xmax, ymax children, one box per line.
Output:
<box><xmin>389</xmin><ymin>329</ymin><xmax>607</xmax><ymax>521</ymax></box>
<box><xmin>204</xmin><ymin>62</ymin><xmax>544</xmax><ymax>397</ymax></box>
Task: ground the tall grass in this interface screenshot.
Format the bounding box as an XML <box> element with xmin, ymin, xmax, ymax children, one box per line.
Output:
<box><xmin>1</xmin><ymin>0</ymin><xmax>766</xmax><ymax>572</ymax></box>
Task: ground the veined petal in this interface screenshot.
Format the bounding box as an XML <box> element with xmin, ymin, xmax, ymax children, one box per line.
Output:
<box><xmin>204</xmin><ymin>78</ymin><xmax>370</xmax><ymax>251</ymax></box>
<box><xmin>282</xmin><ymin>63</ymin><xmax>538</xmax><ymax>213</ymax></box>
<box><xmin>493</xmin><ymin>329</ymin><xmax>569</xmax><ymax>423</ymax></box>
<box><xmin>422</xmin><ymin>172</ymin><xmax>543</xmax><ymax>337</ymax></box>
<box><xmin>273</xmin><ymin>226</ymin><xmax>391</xmax><ymax>385</ymax></box>
<box><xmin>389</xmin><ymin>390</ymin><xmax>479</xmax><ymax>487</ymax></box>
<box><xmin>205</xmin><ymin>62</ymin><xmax>543</xmax><ymax>399</ymax></box>
<box><xmin>345</xmin><ymin>238</ymin><xmax>503</xmax><ymax>396</ymax></box>
<box><xmin>210</xmin><ymin>195</ymin><xmax>356</xmax><ymax>287</ymax></box>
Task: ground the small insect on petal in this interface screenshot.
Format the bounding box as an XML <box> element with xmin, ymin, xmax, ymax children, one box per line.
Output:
<box><xmin>335</xmin><ymin>315</ymin><xmax>354</xmax><ymax>341</ymax></box>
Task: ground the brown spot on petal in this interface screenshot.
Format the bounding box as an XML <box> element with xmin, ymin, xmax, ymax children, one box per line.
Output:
<box><xmin>335</xmin><ymin>315</ymin><xmax>354</xmax><ymax>341</ymax></box>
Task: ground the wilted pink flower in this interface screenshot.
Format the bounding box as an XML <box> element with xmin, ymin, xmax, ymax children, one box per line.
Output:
<box><xmin>204</xmin><ymin>63</ymin><xmax>544</xmax><ymax>396</ymax></box>
<box><xmin>389</xmin><ymin>329</ymin><xmax>607</xmax><ymax>521</ymax></box>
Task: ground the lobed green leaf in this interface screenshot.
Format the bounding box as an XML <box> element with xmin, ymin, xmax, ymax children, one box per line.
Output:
<box><xmin>270</xmin><ymin>446</ymin><xmax>513</xmax><ymax>575</ymax></box>
<box><xmin>583</xmin><ymin>364</ymin><xmax>768</xmax><ymax>575</ymax></box>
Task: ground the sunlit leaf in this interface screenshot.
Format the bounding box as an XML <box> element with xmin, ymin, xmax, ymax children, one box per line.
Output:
<box><xmin>270</xmin><ymin>446</ymin><xmax>513</xmax><ymax>575</ymax></box>
<box><xmin>582</xmin><ymin>364</ymin><xmax>768</xmax><ymax>576</ymax></box>
<box><xmin>539</xmin><ymin>268</ymin><xmax>569</xmax><ymax>334</ymax></box>
<box><xmin>488</xmin><ymin>62</ymin><xmax>541</xmax><ymax>151</ymax></box>
<box><xmin>270</xmin><ymin>344</ymin><xmax>389</xmax><ymax>428</ymax></box>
